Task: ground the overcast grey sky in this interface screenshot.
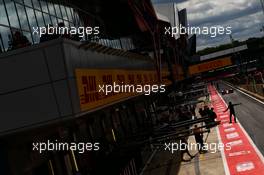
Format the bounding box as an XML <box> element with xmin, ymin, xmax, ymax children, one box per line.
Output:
<box><xmin>152</xmin><ymin>0</ymin><xmax>264</xmax><ymax>50</ymax></box>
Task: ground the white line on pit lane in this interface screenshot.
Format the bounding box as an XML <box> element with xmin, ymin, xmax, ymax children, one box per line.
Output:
<box><xmin>220</xmin><ymin>115</ymin><xmax>229</xmax><ymax>119</ymax></box>
<box><xmin>236</xmin><ymin>162</ymin><xmax>255</xmax><ymax>172</ymax></box>
<box><xmin>224</xmin><ymin>127</ymin><xmax>236</xmax><ymax>132</ymax></box>
<box><xmin>227</xmin><ymin>139</ymin><xmax>243</xmax><ymax>147</ymax></box>
<box><xmin>228</xmin><ymin>150</ymin><xmax>251</xmax><ymax>157</ymax></box>
<box><xmin>223</xmin><ymin>123</ymin><xmax>233</xmax><ymax>128</ymax></box>
<box><xmin>222</xmin><ymin>120</ymin><xmax>229</xmax><ymax>123</ymax></box>
<box><xmin>226</xmin><ymin>132</ymin><xmax>240</xmax><ymax>140</ymax></box>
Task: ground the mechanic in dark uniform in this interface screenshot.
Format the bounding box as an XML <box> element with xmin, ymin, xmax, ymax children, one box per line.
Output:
<box><xmin>224</xmin><ymin>102</ymin><xmax>241</xmax><ymax>123</ymax></box>
<box><xmin>193</xmin><ymin>125</ymin><xmax>207</xmax><ymax>154</ymax></box>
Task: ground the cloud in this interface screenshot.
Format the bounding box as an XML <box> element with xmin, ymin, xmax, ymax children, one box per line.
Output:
<box><xmin>152</xmin><ymin>0</ymin><xmax>264</xmax><ymax>50</ymax></box>
<box><xmin>152</xmin><ymin>0</ymin><xmax>188</xmax><ymax>4</ymax></box>
<box><xmin>196</xmin><ymin>10</ymin><xmax>264</xmax><ymax>50</ymax></box>
<box><xmin>186</xmin><ymin>1</ymin><xmax>262</xmax><ymax>26</ymax></box>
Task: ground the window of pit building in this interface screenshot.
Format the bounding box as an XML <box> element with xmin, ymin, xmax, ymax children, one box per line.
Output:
<box><xmin>0</xmin><ymin>0</ymin><xmax>134</xmax><ymax>53</ymax></box>
<box><xmin>0</xmin><ymin>0</ymin><xmax>87</xmax><ymax>51</ymax></box>
<box><xmin>5</xmin><ymin>0</ymin><xmax>20</xmax><ymax>29</ymax></box>
<box><xmin>0</xmin><ymin>26</ymin><xmax>12</xmax><ymax>52</ymax></box>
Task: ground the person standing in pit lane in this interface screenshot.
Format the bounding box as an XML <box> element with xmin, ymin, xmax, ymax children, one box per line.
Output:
<box><xmin>216</xmin><ymin>83</ymin><xmax>219</xmax><ymax>91</ymax></box>
<box><xmin>193</xmin><ymin>125</ymin><xmax>207</xmax><ymax>154</ymax></box>
<box><xmin>223</xmin><ymin>101</ymin><xmax>242</xmax><ymax>123</ymax></box>
<box><xmin>208</xmin><ymin>108</ymin><xmax>217</xmax><ymax>123</ymax></box>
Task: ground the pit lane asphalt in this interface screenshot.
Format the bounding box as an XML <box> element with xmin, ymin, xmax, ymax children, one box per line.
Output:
<box><xmin>218</xmin><ymin>82</ymin><xmax>264</xmax><ymax>156</ymax></box>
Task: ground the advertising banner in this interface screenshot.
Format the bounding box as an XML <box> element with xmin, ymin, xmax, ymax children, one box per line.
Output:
<box><xmin>75</xmin><ymin>69</ymin><xmax>171</xmax><ymax>111</ymax></box>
